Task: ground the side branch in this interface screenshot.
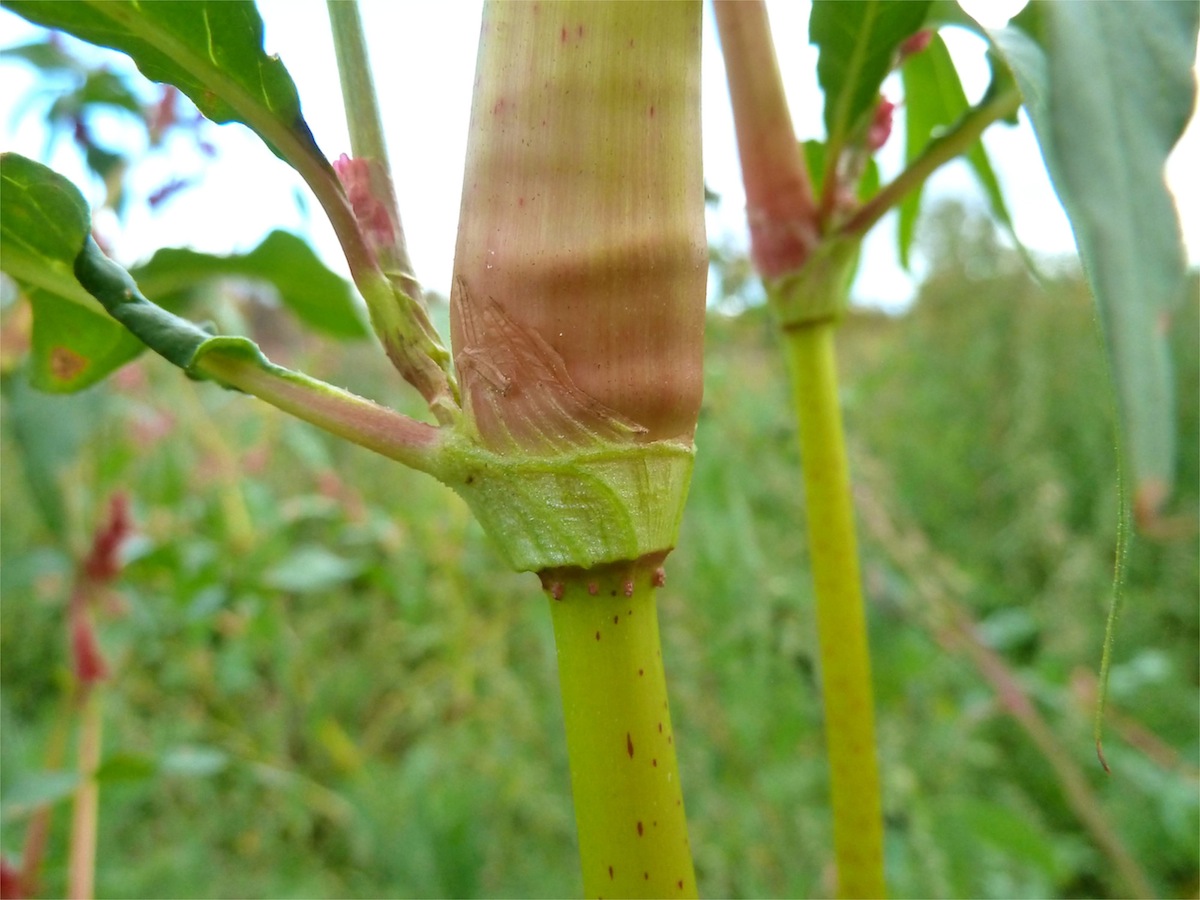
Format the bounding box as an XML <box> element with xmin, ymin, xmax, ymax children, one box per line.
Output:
<box><xmin>839</xmin><ymin>87</ymin><xmax>1022</xmax><ymax>239</ymax></box>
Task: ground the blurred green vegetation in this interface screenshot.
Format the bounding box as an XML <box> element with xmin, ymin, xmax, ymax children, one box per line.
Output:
<box><xmin>1</xmin><ymin>204</ymin><xmax>1197</xmax><ymax>898</ymax></box>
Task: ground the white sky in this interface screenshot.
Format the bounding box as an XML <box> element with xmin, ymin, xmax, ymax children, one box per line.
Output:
<box><xmin>0</xmin><ymin>1</ymin><xmax>1197</xmax><ymax>311</ymax></box>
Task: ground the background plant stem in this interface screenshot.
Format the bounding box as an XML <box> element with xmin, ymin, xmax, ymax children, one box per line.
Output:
<box><xmin>67</xmin><ymin>689</ymin><xmax>102</xmax><ymax>900</ymax></box>
<box><xmin>545</xmin><ymin>564</ymin><xmax>696</xmax><ymax>899</ymax></box>
<box><xmin>784</xmin><ymin>321</ymin><xmax>885</xmax><ymax>899</ymax></box>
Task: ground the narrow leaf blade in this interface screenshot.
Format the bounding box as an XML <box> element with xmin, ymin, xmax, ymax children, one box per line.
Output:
<box><xmin>989</xmin><ymin>0</ymin><xmax>1198</xmax><ymax>514</ymax></box>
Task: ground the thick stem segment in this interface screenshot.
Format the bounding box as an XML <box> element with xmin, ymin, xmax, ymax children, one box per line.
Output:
<box><xmin>541</xmin><ymin>560</ymin><xmax>695</xmax><ymax>900</ymax></box>
<box><xmin>784</xmin><ymin>321</ymin><xmax>885</xmax><ymax>899</ymax></box>
<box><xmin>448</xmin><ymin>1</ymin><xmax>706</xmax><ymax>572</ymax></box>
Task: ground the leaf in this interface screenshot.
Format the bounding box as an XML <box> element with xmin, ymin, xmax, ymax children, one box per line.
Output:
<box><xmin>0</xmin><ymin>152</ymin><xmax>145</xmax><ymax>390</ymax></box>
<box><xmin>132</xmin><ymin>231</ymin><xmax>369</xmax><ymax>340</ymax></box>
<box><xmin>898</xmin><ymin>33</ymin><xmax>1014</xmax><ymax>269</ymax></box>
<box><xmin>261</xmin><ymin>545</ymin><xmax>365</xmax><ymax>593</ymax></box>
<box><xmin>810</xmin><ymin>0</ymin><xmax>931</xmax><ymax>159</ymax></box>
<box><xmin>802</xmin><ymin>139</ymin><xmax>880</xmax><ymax>201</ymax></box>
<box><xmin>0</xmin><ymin>770</ymin><xmax>80</xmax><ymax>822</ymax></box>
<box><xmin>987</xmin><ymin>1</ymin><xmax>1198</xmax><ymax>514</ymax></box>
<box><xmin>2</xmin><ymin>0</ymin><xmax>330</xmax><ymax>169</ymax></box>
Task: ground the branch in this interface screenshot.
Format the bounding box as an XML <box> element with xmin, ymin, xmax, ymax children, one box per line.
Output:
<box><xmin>839</xmin><ymin>87</ymin><xmax>1022</xmax><ymax>239</ymax></box>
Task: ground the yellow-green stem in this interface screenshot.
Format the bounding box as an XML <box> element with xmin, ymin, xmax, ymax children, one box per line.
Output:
<box><xmin>544</xmin><ymin>562</ymin><xmax>695</xmax><ymax>899</ymax></box>
<box><xmin>784</xmin><ymin>321</ymin><xmax>884</xmax><ymax>898</ymax></box>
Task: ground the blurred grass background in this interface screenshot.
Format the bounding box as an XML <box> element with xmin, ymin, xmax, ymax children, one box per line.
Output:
<box><xmin>1</xmin><ymin>204</ymin><xmax>1197</xmax><ymax>898</ymax></box>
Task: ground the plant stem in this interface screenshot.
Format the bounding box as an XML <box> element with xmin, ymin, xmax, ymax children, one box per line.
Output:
<box><xmin>839</xmin><ymin>87</ymin><xmax>1022</xmax><ymax>240</ymax></box>
<box><xmin>542</xmin><ymin>561</ymin><xmax>695</xmax><ymax>899</ymax></box>
<box><xmin>783</xmin><ymin>321</ymin><xmax>885</xmax><ymax>899</ymax></box>
<box><xmin>325</xmin><ymin>0</ymin><xmax>422</xmax><ymax>304</ymax></box>
<box><xmin>67</xmin><ymin>689</ymin><xmax>102</xmax><ymax>900</ymax></box>
<box><xmin>712</xmin><ymin>0</ymin><xmax>819</xmax><ymax>277</ymax></box>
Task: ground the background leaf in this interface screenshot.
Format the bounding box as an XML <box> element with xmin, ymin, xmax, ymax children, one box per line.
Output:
<box><xmin>810</xmin><ymin>0</ymin><xmax>931</xmax><ymax>159</ymax></box>
<box><xmin>898</xmin><ymin>33</ymin><xmax>1013</xmax><ymax>269</ymax></box>
<box><xmin>2</xmin><ymin>0</ymin><xmax>329</xmax><ymax>167</ymax></box>
<box><xmin>132</xmin><ymin>232</ymin><xmax>369</xmax><ymax>341</ymax></box>
<box><xmin>988</xmin><ymin>0</ymin><xmax>1199</xmax><ymax>514</ymax></box>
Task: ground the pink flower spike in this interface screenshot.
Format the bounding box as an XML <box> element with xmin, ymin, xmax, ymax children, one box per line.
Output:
<box><xmin>71</xmin><ymin>613</ymin><xmax>109</xmax><ymax>686</ymax></box>
<box><xmin>83</xmin><ymin>493</ymin><xmax>133</xmax><ymax>584</ymax></box>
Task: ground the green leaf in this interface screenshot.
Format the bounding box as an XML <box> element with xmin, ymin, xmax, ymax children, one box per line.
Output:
<box><xmin>898</xmin><ymin>33</ymin><xmax>1014</xmax><ymax>269</ymax></box>
<box><xmin>261</xmin><ymin>545</ymin><xmax>365</xmax><ymax>593</ymax></box>
<box><xmin>0</xmin><ymin>152</ymin><xmax>145</xmax><ymax>390</ymax></box>
<box><xmin>0</xmin><ymin>770</ymin><xmax>80</xmax><ymax>821</ymax></box>
<box><xmin>132</xmin><ymin>231</ymin><xmax>369</xmax><ymax>340</ymax></box>
<box><xmin>988</xmin><ymin>0</ymin><xmax>1198</xmax><ymax>511</ymax></box>
<box><xmin>2</xmin><ymin>0</ymin><xmax>329</xmax><ymax>168</ymax></box>
<box><xmin>810</xmin><ymin>0</ymin><xmax>931</xmax><ymax>159</ymax></box>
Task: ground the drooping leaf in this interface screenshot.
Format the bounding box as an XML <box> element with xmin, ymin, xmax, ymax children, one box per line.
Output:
<box><xmin>988</xmin><ymin>0</ymin><xmax>1198</xmax><ymax>514</ymax></box>
<box><xmin>0</xmin><ymin>152</ymin><xmax>143</xmax><ymax>390</ymax></box>
<box><xmin>2</xmin><ymin>0</ymin><xmax>331</xmax><ymax>172</ymax></box>
<box><xmin>810</xmin><ymin>0</ymin><xmax>931</xmax><ymax>161</ymax></box>
<box><xmin>898</xmin><ymin>32</ymin><xmax>1014</xmax><ymax>269</ymax></box>
<box><xmin>132</xmin><ymin>231</ymin><xmax>369</xmax><ymax>340</ymax></box>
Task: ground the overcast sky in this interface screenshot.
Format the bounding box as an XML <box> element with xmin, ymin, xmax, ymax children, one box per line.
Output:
<box><xmin>1</xmin><ymin>1</ymin><xmax>1196</xmax><ymax>311</ymax></box>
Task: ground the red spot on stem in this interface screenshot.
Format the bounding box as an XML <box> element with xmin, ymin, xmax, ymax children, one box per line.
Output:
<box><xmin>588</xmin><ymin>582</ymin><xmax>599</xmax><ymax>595</ymax></box>
<box><xmin>652</xmin><ymin>567</ymin><xmax>666</xmax><ymax>588</ymax></box>
<box><xmin>649</xmin><ymin>105</ymin><xmax>656</xmax><ymax>118</ymax></box>
<box><xmin>595</xmin><ymin>631</ymin><xmax>601</xmax><ymax>641</ymax></box>
<box><xmin>626</xmin><ymin>732</ymin><xmax>634</xmax><ymax>759</ymax></box>
<box><xmin>637</xmin><ymin>821</ymin><xmax>644</xmax><ymax>836</ymax></box>
<box><xmin>638</xmin><ymin>668</ymin><xmax>644</xmax><ymax>677</ymax></box>
<box><xmin>608</xmin><ymin>866</ymin><xmax>614</xmax><ymax>880</ymax></box>
<box><xmin>613</xmin><ymin>614</ymin><xmax>619</xmax><ymax>625</ymax></box>
<box><xmin>623</xmin><ymin>580</ymin><xmax>634</xmax><ymax>597</ymax></box>
<box><xmin>652</xmin><ymin>758</ymin><xmax>658</xmax><ymax>767</ymax></box>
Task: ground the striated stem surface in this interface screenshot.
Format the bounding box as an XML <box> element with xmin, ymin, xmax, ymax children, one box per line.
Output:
<box><xmin>451</xmin><ymin>1</ymin><xmax>706</xmax><ymax>449</ymax></box>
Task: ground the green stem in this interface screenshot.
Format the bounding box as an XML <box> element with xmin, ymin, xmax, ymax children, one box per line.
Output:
<box><xmin>838</xmin><ymin>87</ymin><xmax>1022</xmax><ymax>240</ymax></box>
<box><xmin>783</xmin><ymin>321</ymin><xmax>885</xmax><ymax>899</ymax></box>
<box><xmin>542</xmin><ymin>560</ymin><xmax>696</xmax><ymax>899</ymax></box>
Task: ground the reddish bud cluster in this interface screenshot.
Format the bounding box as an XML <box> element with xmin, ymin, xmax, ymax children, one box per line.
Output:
<box><xmin>866</xmin><ymin>98</ymin><xmax>896</xmax><ymax>153</ymax></box>
<box><xmin>71</xmin><ymin>611</ymin><xmax>109</xmax><ymax>686</ymax></box>
<box><xmin>0</xmin><ymin>857</ymin><xmax>22</xmax><ymax>899</ymax></box>
<box><xmin>899</xmin><ymin>29</ymin><xmax>934</xmax><ymax>60</ymax></box>
<box><xmin>83</xmin><ymin>493</ymin><xmax>133</xmax><ymax>583</ymax></box>
<box><xmin>334</xmin><ymin>153</ymin><xmax>397</xmax><ymax>252</ymax></box>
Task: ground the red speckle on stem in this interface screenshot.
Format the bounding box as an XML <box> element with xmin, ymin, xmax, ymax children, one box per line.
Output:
<box><xmin>608</xmin><ymin>866</ymin><xmax>614</xmax><ymax>880</ymax></box>
<box><xmin>577</xmin><ymin>24</ymin><xmax>584</xmax><ymax>38</ymax></box>
<box><xmin>677</xmin><ymin>880</ymin><xmax>684</xmax><ymax>891</ymax></box>
<box><xmin>588</xmin><ymin>582</ymin><xmax>599</xmax><ymax>595</ymax></box>
<box><xmin>637</xmin><ymin>821</ymin><xmax>644</xmax><ymax>837</ymax></box>
<box><xmin>652</xmin><ymin>567</ymin><xmax>666</xmax><ymax>588</ymax></box>
<box><xmin>644</xmin><ymin>872</ymin><xmax>649</xmax><ymax>881</ymax></box>
<box><xmin>652</xmin><ymin>758</ymin><xmax>658</xmax><ymax>768</ymax></box>
<box><xmin>518</xmin><ymin>197</ymin><xmax>525</xmax><ymax>208</ymax></box>
<box><xmin>626</xmin><ymin>732</ymin><xmax>634</xmax><ymax>759</ymax></box>
<box><xmin>613</xmin><ymin>614</ymin><xmax>619</xmax><ymax>625</ymax></box>
<box><xmin>623</xmin><ymin>580</ymin><xmax>634</xmax><ymax>598</ymax></box>
<box><xmin>658</xmin><ymin>722</ymin><xmax>663</xmax><ymax>733</ymax></box>
<box><xmin>550</xmin><ymin>582</ymin><xmax>564</xmax><ymax>601</ymax></box>
<box><xmin>638</xmin><ymin>668</ymin><xmax>644</xmax><ymax>677</ymax></box>
<box><xmin>595</xmin><ymin>631</ymin><xmax>601</xmax><ymax>641</ymax></box>
<box><xmin>561</xmin><ymin>26</ymin><xmax>568</xmax><ymax>42</ymax></box>
<box><xmin>649</xmin><ymin>105</ymin><xmax>656</xmax><ymax>119</ymax></box>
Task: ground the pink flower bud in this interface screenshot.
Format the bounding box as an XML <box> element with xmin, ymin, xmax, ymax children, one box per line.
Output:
<box><xmin>84</xmin><ymin>493</ymin><xmax>132</xmax><ymax>583</ymax></box>
<box><xmin>334</xmin><ymin>153</ymin><xmax>396</xmax><ymax>252</ymax></box>
<box><xmin>71</xmin><ymin>613</ymin><xmax>108</xmax><ymax>686</ymax></box>
<box><xmin>0</xmin><ymin>857</ymin><xmax>22</xmax><ymax>899</ymax></box>
<box><xmin>899</xmin><ymin>29</ymin><xmax>934</xmax><ymax>59</ymax></box>
<box><xmin>866</xmin><ymin>98</ymin><xmax>895</xmax><ymax>152</ymax></box>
